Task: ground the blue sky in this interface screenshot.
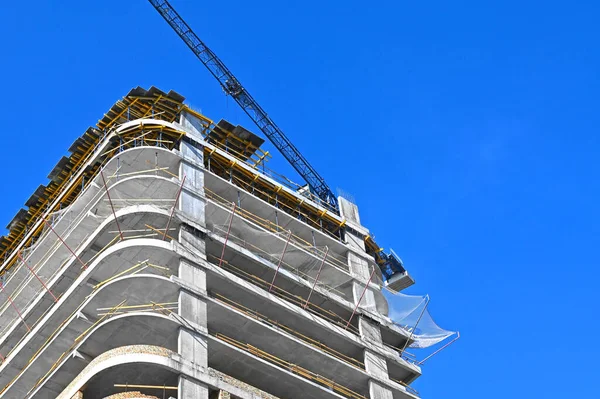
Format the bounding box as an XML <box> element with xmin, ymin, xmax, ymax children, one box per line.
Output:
<box><xmin>0</xmin><ymin>0</ymin><xmax>598</xmax><ymax>397</ymax></box>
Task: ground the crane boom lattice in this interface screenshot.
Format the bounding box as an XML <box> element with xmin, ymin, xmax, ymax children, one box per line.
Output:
<box><xmin>148</xmin><ymin>0</ymin><xmax>338</xmax><ymax>211</ymax></box>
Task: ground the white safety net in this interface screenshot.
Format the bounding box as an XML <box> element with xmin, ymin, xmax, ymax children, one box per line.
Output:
<box><xmin>0</xmin><ymin>159</ymin><xmax>182</xmax><ymax>340</ymax></box>
<box><xmin>385</xmin><ymin>290</ymin><xmax>455</xmax><ymax>348</ymax></box>
<box><xmin>209</xmin><ymin>209</ymin><xmax>354</xmax><ymax>301</ymax></box>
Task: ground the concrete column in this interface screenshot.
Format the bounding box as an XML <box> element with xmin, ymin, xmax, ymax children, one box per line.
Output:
<box><xmin>179</xmin><ymin>225</ymin><xmax>207</xmax><ymax>260</ymax></box>
<box><xmin>178</xmin><ymin>375</ymin><xmax>209</xmax><ymax>399</ymax></box>
<box><xmin>339</xmin><ymin>196</ymin><xmax>361</xmax><ymax>226</ymax></box>
<box><xmin>339</xmin><ymin>196</ymin><xmax>397</xmax><ymax>399</ymax></box>
<box><xmin>178</xmin><ymin>260</ymin><xmax>208</xmax><ymax>330</ymax></box>
<box><xmin>348</xmin><ymin>251</ymin><xmax>369</xmax><ymax>280</ymax></box>
<box><xmin>359</xmin><ymin>316</ymin><xmax>395</xmax><ymax>399</ymax></box>
<box><xmin>179</xmin><ymin>258</ymin><xmax>207</xmax><ymax>293</ymax></box>
<box><xmin>178</xmin><ymin>138</ymin><xmax>207</xmax><ymax>260</ymax></box>
<box><xmin>180</xmin><ymin>111</ymin><xmax>206</xmax><ymax>141</ymax></box>
<box><xmin>179</xmin><ymin>139</ymin><xmax>206</xmax><ymax>228</ymax></box>
<box><xmin>369</xmin><ymin>380</ymin><xmax>394</xmax><ymax>399</ymax></box>
<box><xmin>351</xmin><ymin>282</ymin><xmax>378</xmax><ymax>313</ymax></box>
<box><xmin>358</xmin><ymin>316</ymin><xmax>383</xmax><ymax>344</ymax></box>
<box><xmin>339</xmin><ymin>197</ymin><xmax>379</xmax><ymax>315</ymax></box>
<box><xmin>365</xmin><ymin>349</ymin><xmax>389</xmax><ymax>378</ymax></box>
<box><xmin>178</xmin><ymin>259</ymin><xmax>209</xmax><ymax>399</ymax></box>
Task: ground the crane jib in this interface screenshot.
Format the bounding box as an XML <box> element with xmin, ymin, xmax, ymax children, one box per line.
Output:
<box><xmin>148</xmin><ymin>0</ymin><xmax>338</xmax><ymax>212</ymax></box>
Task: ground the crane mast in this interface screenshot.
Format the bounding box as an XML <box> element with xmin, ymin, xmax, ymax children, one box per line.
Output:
<box><xmin>148</xmin><ymin>0</ymin><xmax>338</xmax><ymax>212</ymax></box>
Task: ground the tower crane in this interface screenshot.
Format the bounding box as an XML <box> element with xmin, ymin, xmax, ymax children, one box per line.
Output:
<box><xmin>147</xmin><ymin>0</ymin><xmax>413</xmax><ymax>288</ymax></box>
<box><xmin>148</xmin><ymin>0</ymin><xmax>338</xmax><ymax>212</ymax></box>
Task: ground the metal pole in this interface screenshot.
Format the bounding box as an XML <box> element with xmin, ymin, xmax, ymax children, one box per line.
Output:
<box><xmin>218</xmin><ymin>203</ymin><xmax>237</xmax><ymax>268</ymax></box>
<box><xmin>100</xmin><ymin>170</ymin><xmax>124</xmax><ymax>241</ymax></box>
<box><xmin>0</xmin><ymin>283</ymin><xmax>30</xmax><ymax>332</ymax></box>
<box><xmin>303</xmin><ymin>247</ymin><xmax>329</xmax><ymax>309</ymax></box>
<box><xmin>163</xmin><ymin>175</ymin><xmax>186</xmax><ymax>240</ymax></box>
<box><xmin>417</xmin><ymin>331</ymin><xmax>460</xmax><ymax>365</ymax></box>
<box><xmin>400</xmin><ymin>295</ymin><xmax>429</xmax><ymax>356</ymax></box>
<box><xmin>43</xmin><ymin>219</ymin><xmax>87</xmax><ymax>270</ymax></box>
<box><xmin>17</xmin><ymin>251</ymin><xmax>58</xmax><ymax>302</ymax></box>
<box><xmin>268</xmin><ymin>230</ymin><xmax>292</xmax><ymax>293</ymax></box>
<box><xmin>345</xmin><ymin>266</ymin><xmax>377</xmax><ymax>330</ymax></box>
<box><xmin>114</xmin><ymin>384</ymin><xmax>178</xmax><ymax>390</ymax></box>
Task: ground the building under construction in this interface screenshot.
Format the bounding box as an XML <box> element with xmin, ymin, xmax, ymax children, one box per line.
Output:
<box><xmin>0</xmin><ymin>87</ymin><xmax>456</xmax><ymax>399</ymax></box>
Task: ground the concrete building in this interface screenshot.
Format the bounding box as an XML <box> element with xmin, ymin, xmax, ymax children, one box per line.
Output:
<box><xmin>0</xmin><ymin>87</ymin><xmax>430</xmax><ymax>399</ymax></box>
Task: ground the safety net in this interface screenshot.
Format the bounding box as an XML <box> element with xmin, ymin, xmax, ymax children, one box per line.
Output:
<box><xmin>384</xmin><ymin>290</ymin><xmax>456</xmax><ymax>348</ymax></box>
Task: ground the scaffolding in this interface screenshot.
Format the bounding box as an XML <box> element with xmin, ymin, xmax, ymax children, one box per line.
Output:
<box><xmin>0</xmin><ymin>88</ymin><xmax>456</xmax><ymax>399</ymax></box>
<box><xmin>22</xmin><ymin>293</ymin><xmax>369</xmax><ymax>399</ymax></box>
<box><xmin>0</xmin><ymin>87</ymin><xmax>186</xmax><ymax>277</ymax></box>
<box><xmin>216</xmin><ymin>333</ymin><xmax>367</xmax><ymax>399</ymax></box>
<box><xmin>0</xmin><ymin>159</ymin><xmax>182</xmax><ymax>364</ymax></box>
<box><xmin>1</xmin><ymin>96</ymin><xmax>397</xmax><ymax>302</ymax></box>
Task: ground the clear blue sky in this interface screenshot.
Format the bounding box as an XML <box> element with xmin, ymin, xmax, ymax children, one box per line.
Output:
<box><xmin>1</xmin><ymin>1</ymin><xmax>598</xmax><ymax>397</ymax></box>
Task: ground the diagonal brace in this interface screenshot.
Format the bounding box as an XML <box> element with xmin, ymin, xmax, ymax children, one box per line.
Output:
<box><xmin>268</xmin><ymin>230</ymin><xmax>292</xmax><ymax>293</ymax></box>
<box><xmin>0</xmin><ymin>282</ymin><xmax>30</xmax><ymax>332</ymax></box>
<box><xmin>100</xmin><ymin>170</ymin><xmax>123</xmax><ymax>241</ymax></box>
<box><xmin>303</xmin><ymin>246</ymin><xmax>329</xmax><ymax>309</ymax></box>
<box><xmin>43</xmin><ymin>219</ymin><xmax>87</xmax><ymax>270</ymax></box>
<box><xmin>163</xmin><ymin>175</ymin><xmax>186</xmax><ymax>240</ymax></box>
<box><xmin>17</xmin><ymin>251</ymin><xmax>58</xmax><ymax>302</ymax></box>
<box><xmin>345</xmin><ymin>266</ymin><xmax>377</xmax><ymax>330</ymax></box>
<box><xmin>218</xmin><ymin>202</ymin><xmax>237</xmax><ymax>268</ymax></box>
